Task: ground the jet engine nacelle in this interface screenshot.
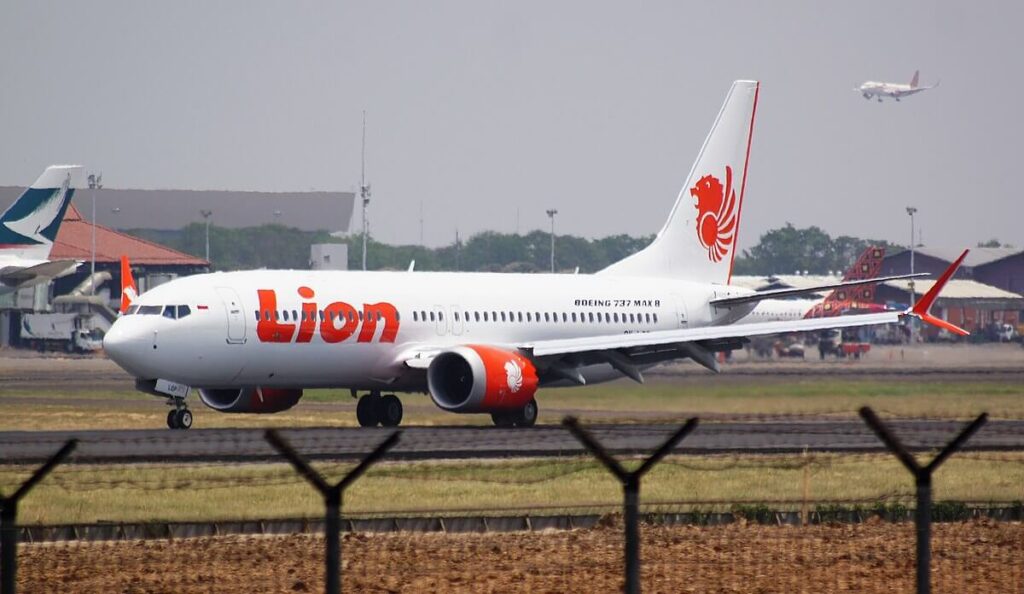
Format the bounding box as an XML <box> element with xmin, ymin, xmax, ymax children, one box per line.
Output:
<box><xmin>426</xmin><ymin>345</ymin><xmax>539</xmax><ymax>413</ymax></box>
<box><xmin>197</xmin><ymin>387</ymin><xmax>303</xmax><ymax>414</ymax></box>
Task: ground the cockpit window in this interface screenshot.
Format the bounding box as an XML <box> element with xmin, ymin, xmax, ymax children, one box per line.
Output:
<box><xmin>176</xmin><ymin>305</ymin><xmax>191</xmax><ymax>319</ymax></box>
<box><xmin>163</xmin><ymin>307</ymin><xmax>176</xmax><ymax>319</ymax></box>
<box><xmin>137</xmin><ymin>305</ymin><xmax>163</xmax><ymax>316</ymax></box>
<box><xmin>126</xmin><ymin>305</ymin><xmax>140</xmax><ymax>315</ymax></box>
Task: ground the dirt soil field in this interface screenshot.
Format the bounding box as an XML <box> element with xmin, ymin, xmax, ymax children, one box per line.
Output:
<box><xmin>18</xmin><ymin>520</ymin><xmax>1024</xmax><ymax>593</ymax></box>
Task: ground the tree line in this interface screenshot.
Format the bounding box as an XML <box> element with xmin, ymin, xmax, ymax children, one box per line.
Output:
<box><xmin>126</xmin><ymin>222</ymin><xmax>904</xmax><ymax>276</ymax></box>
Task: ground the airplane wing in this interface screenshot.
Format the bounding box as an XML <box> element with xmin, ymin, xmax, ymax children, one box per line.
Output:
<box><xmin>524</xmin><ymin>311</ymin><xmax>899</xmax><ymax>358</ymax></box>
<box><xmin>401</xmin><ymin>251</ymin><xmax>968</xmax><ymax>381</ymax></box>
<box><xmin>709</xmin><ymin>273</ymin><xmax>929</xmax><ymax>307</ymax></box>
<box><xmin>0</xmin><ymin>259</ymin><xmax>79</xmax><ymax>287</ymax></box>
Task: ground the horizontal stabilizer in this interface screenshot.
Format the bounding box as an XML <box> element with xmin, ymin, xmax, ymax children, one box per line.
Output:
<box><xmin>0</xmin><ymin>259</ymin><xmax>78</xmax><ymax>287</ymax></box>
<box><xmin>710</xmin><ymin>273</ymin><xmax>930</xmax><ymax>307</ymax></box>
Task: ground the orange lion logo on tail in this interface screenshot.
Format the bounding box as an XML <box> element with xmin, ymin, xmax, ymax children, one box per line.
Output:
<box><xmin>691</xmin><ymin>165</ymin><xmax>738</xmax><ymax>262</ymax></box>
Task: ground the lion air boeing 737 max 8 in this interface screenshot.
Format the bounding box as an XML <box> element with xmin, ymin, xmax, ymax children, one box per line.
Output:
<box><xmin>103</xmin><ymin>81</ymin><xmax>968</xmax><ymax>430</ymax></box>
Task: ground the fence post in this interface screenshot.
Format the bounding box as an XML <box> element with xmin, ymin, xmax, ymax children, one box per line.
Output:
<box><xmin>563</xmin><ymin>416</ymin><xmax>698</xmax><ymax>594</ymax></box>
<box><xmin>858</xmin><ymin>407</ymin><xmax>986</xmax><ymax>594</ymax></box>
<box><xmin>266</xmin><ymin>429</ymin><xmax>399</xmax><ymax>594</ymax></box>
<box><xmin>0</xmin><ymin>439</ymin><xmax>77</xmax><ymax>594</ymax></box>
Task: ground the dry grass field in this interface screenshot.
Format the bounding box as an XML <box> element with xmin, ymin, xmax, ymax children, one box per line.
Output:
<box><xmin>18</xmin><ymin>520</ymin><xmax>1024</xmax><ymax>593</ymax></box>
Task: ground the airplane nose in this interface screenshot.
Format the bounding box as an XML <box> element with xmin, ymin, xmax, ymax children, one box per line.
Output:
<box><xmin>103</xmin><ymin>320</ymin><xmax>152</xmax><ymax>375</ymax></box>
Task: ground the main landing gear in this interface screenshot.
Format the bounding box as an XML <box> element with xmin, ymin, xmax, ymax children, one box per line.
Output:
<box><xmin>166</xmin><ymin>398</ymin><xmax>193</xmax><ymax>430</ymax></box>
<box><xmin>355</xmin><ymin>391</ymin><xmax>404</xmax><ymax>428</ymax></box>
<box><xmin>490</xmin><ymin>398</ymin><xmax>538</xmax><ymax>428</ymax></box>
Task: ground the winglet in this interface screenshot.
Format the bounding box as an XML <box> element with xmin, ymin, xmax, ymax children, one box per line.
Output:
<box><xmin>908</xmin><ymin>249</ymin><xmax>968</xmax><ymax>336</ymax></box>
<box><xmin>119</xmin><ymin>255</ymin><xmax>138</xmax><ymax>314</ymax></box>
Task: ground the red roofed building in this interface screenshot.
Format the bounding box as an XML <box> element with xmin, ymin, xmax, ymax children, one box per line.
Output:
<box><xmin>50</xmin><ymin>204</ymin><xmax>209</xmax><ymax>301</ymax></box>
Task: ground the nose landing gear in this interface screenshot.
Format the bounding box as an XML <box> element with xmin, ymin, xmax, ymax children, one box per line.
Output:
<box><xmin>355</xmin><ymin>391</ymin><xmax>404</xmax><ymax>427</ymax></box>
<box><xmin>166</xmin><ymin>398</ymin><xmax>193</xmax><ymax>430</ymax></box>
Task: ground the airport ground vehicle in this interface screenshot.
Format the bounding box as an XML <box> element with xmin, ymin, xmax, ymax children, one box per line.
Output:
<box><xmin>20</xmin><ymin>312</ymin><xmax>103</xmax><ymax>353</ymax></box>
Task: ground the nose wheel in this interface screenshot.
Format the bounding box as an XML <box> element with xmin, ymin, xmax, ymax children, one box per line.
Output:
<box><xmin>355</xmin><ymin>392</ymin><xmax>404</xmax><ymax>427</ymax></box>
<box><xmin>166</xmin><ymin>399</ymin><xmax>193</xmax><ymax>430</ymax></box>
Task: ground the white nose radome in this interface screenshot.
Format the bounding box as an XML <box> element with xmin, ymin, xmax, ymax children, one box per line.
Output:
<box><xmin>103</xmin><ymin>319</ymin><xmax>154</xmax><ymax>378</ymax></box>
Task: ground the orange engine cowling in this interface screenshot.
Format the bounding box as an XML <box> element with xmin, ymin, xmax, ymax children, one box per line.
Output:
<box><xmin>426</xmin><ymin>345</ymin><xmax>539</xmax><ymax>413</ymax></box>
<box><xmin>197</xmin><ymin>387</ymin><xmax>303</xmax><ymax>414</ymax></box>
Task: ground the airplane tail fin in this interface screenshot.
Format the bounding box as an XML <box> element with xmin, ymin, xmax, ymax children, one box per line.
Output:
<box><xmin>0</xmin><ymin>165</ymin><xmax>84</xmax><ymax>261</ymax></box>
<box><xmin>120</xmin><ymin>255</ymin><xmax>138</xmax><ymax>314</ymax></box>
<box><xmin>599</xmin><ymin>80</ymin><xmax>759</xmax><ymax>283</ymax></box>
<box><xmin>826</xmin><ymin>246</ymin><xmax>886</xmax><ymax>302</ymax></box>
<box><xmin>910</xmin><ymin>70</ymin><xmax>920</xmax><ymax>88</ymax></box>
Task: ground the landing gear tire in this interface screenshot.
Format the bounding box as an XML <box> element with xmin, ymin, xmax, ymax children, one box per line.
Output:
<box><xmin>356</xmin><ymin>394</ymin><xmax>381</xmax><ymax>427</ymax></box>
<box><xmin>176</xmin><ymin>409</ymin><xmax>193</xmax><ymax>430</ymax></box>
<box><xmin>167</xmin><ymin>410</ymin><xmax>178</xmax><ymax>429</ymax></box>
<box><xmin>380</xmin><ymin>394</ymin><xmax>403</xmax><ymax>427</ymax></box>
<box><xmin>515</xmin><ymin>399</ymin><xmax>538</xmax><ymax>428</ymax></box>
<box><xmin>491</xmin><ymin>412</ymin><xmax>516</xmax><ymax>428</ymax></box>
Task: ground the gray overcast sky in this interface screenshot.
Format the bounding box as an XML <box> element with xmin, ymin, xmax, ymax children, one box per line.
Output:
<box><xmin>1</xmin><ymin>1</ymin><xmax>1019</xmax><ymax>250</ymax></box>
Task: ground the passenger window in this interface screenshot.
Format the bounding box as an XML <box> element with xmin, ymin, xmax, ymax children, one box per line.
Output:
<box><xmin>319</xmin><ymin>310</ymin><xmax>325</xmax><ymax>321</ymax></box>
<box><xmin>177</xmin><ymin>305</ymin><xmax>191</xmax><ymax>319</ymax></box>
<box><xmin>653</xmin><ymin>313</ymin><xmax>659</xmax><ymax>324</ymax></box>
<box><xmin>293</xmin><ymin>310</ymin><xmax>298</xmax><ymax>321</ymax></box>
<box><xmin>605</xmin><ymin>313</ymin><xmax>611</xmax><ymax>323</ymax></box>
<box><xmin>501</xmin><ymin>312</ymin><xmax>506</xmax><ymax>322</ymax></box>
<box><xmin>475</xmin><ymin>312</ymin><xmax>481</xmax><ymax>322</ymax></box>
<box><xmin>571</xmin><ymin>312</ymin><xmax>577</xmax><ymax>323</ymax></box>
<box><xmin>483</xmin><ymin>312</ymin><xmax>489</xmax><ymax>322</ymax></box>
<box><xmin>518</xmin><ymin>312</ymin><xmax>523</xmax><ymax>322</ymax></box>
<box><xmin>561</xmin><ymin>313</ymin><xmax>567</xmax><ymax>322</ymax></box>
<box><xmin>358</xmin><ymin>311</ymin><xmax>364</xmax><ymax>321</ymax></box>
<box><xmin>588</xmin><ymin>312</ymin><xmax>595</xmax><ymax>323</ymax></box>
<box><xmin>413</xmin><ymin>311</ymin><xmax>419</xmax><ymax>322</ymax></box>
<box><xmin>454</xmin><ymin>312</ymin><xmax>460</xmax><ymax>322</ymax></box>
<box><xmin>438</xmin><ymin>312</ymin><xmax>443</xmax><ymax>321</ymax></box>
<box><xmin>544</xmin><ymin>313</ymin><xmax>550</xmax><ymax>322</ymax></box>
<box><xmin>527</xmin><ymin>312</ymin><xmax>532</xmax><ymax>322</ymax></box>
<box><xmin>163</xmin><ymin>307</ymin><xmax>176</xmax><ymax>320</ymax></box>
<box><xmin>629</xmin><ymin>313</ymin><xmax>635</xmax><ymax>324</ymax></box>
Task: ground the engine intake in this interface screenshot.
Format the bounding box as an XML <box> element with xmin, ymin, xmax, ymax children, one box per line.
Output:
<box><xmin>426</xmin><ymin>345</ymin><xmax>538</xmax><ymax>413</ymax></box>
<box><xmin>197</xmin><ymin>387</ymin><xmax>303</xmax><ymax>413</ymax></box>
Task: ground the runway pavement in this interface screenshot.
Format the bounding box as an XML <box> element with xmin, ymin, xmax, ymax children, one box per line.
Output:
<box><xmin>1</xmin><ymin>419</ymin><xmax>1021</xmax><ymax>464</ymax></box>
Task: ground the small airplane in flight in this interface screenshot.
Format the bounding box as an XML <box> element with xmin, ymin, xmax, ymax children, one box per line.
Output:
<box><xmin>857</xmin><ymin>70</ymin><xmax>939</xmax><ymax>102</ymax></box>
<box><xmin>106</xmin><ymin>80</ymin><xmax>967</xmax><ymax>430</ymax></box>
<box><xmin>0</xmin><ymin>165</ymin><xmax>83</xmax><ymax>294</ymax></box>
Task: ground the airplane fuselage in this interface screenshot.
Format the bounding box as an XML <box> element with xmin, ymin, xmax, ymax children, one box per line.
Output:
<box><xmin>104</xmin><ymin>269</ymin><xmax>758</xmax><ymax>391</ymax></box>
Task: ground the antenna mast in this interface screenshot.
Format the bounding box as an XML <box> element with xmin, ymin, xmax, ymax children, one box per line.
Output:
<box><xmin>360</xmin><ymin>111</ymin><xmax>371</xmax><ymax>271</ymax></box>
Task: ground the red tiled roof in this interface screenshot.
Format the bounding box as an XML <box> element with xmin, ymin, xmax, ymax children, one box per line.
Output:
<box><xmin>51</xmin><ymin>205</ymin><xmax>208</xmax><ymax>266</ymax></box>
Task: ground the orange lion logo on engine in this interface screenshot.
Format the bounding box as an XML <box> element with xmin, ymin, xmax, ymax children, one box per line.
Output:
<box><xmin>691</xmin><ymin>165</ymin><xmax>738</xmax><ymax>262</ymax></box>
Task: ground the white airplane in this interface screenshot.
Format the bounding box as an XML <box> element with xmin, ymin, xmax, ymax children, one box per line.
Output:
<box><xmin>0</xmin><ymin>165</ymin><xmax>84</xmax><ymax>294</ymax></box>
<box><xmin>103</xmin><ymin>80</ymin><xmax>967</xmax><ymax>430</ymax></box>
<box><xmin>857</xmin><ymin>70</ymin><xmax>939</xmax><ymax>102</ymax></box>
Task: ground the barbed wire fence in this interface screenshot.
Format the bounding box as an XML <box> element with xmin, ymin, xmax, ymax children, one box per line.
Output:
<box><xmin>1</xmin><ymin>411</ymin><xmax>1022</xmax><ymax>592</ymax></box>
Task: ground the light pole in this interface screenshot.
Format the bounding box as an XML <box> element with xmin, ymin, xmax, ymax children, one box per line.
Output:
<box><xmin>906</xmin><ymin>206</ymin><xmax>917</xmax><ymax>302</ymax></box>
<box><xmin>87</xmin><ymin>173</ymin><xmax>103</xmax><ymax>295</ymax></box>
<box><xmin>906</xmin><ymin>206</ymin><xmax>918</xmax><ymax>343</ymax></box>
<box><xmin>546</xmin><ymin>209</ymin><xmax>558</xmax><ymax>273</ymax></box>
<box><xmin>201</xmin><ymin>209</ymin><xmax>213</xmax><ymax>263</ymax></box>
